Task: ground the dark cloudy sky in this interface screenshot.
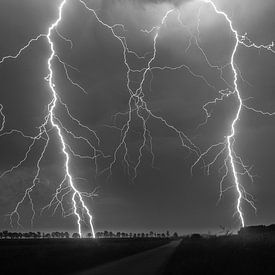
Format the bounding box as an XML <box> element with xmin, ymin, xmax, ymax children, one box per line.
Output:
<box><xmin>0</xmin><ymin>0</ymin><xmax>275</xmax><ymax>234</ymax></box>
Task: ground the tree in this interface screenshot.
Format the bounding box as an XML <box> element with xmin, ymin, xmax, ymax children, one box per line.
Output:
<box><xmin>72</xmin><ymin>232</ymin><xmax>80</xmax><ymax>238</ymax></box>
<box><xmin>96</xmin><ymin>232</ymin><xmax>103</xmax><ymax>238</ymax></box>
<box><xmin>10</xmin><ymin>232</ymin><xmax>17</xmax><ymax>239</ymax></box>
<box><xmin>173</xmin><ymin>232</ymin><xmax>178</xmax><ymax>239</ymax></box>
<box><xmin>2</xmin><ymin>230</ymin><xmax>9</xmax><ymax>239</ymax></box>
<box><xmin>166</xmin><ymin>231</ymin><xmax>170</xmax><ymax>238</ymax></box>
<box><xmin>116</xmin><ymin>232</ymin><xmax>121</xmax><ymax>238</ymax></box>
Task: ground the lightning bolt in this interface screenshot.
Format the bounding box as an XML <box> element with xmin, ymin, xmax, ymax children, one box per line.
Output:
<box><xmin>190</xmin><ymin>0</ymin><xmax>275</xmax><ymax>227</ymax></box>
<box><xmin>195</xmin><ymin>0</ymin><xmax>249</xmax><ymax>227</ymax></box>
<box><xmin>76</xmin><ymin>3</ymin><xmax>201</xmax><ymax>182</ymax></box>
<box><xmin>45</xmin><ymin>0</ymin><xmax>96</xmax><ymax>237</ymax></box>
<box><xmin>0</xmin><ymin>0</ymin><xmax>102</xmax><ymax>238</ymax></box>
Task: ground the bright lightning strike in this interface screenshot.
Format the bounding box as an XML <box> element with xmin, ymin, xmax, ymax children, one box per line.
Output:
<box><xmin>191</xmin><ymin>0</ymin><xmax>275</xmax><ymax>227</ymax></box>
<box><xmin>0</xmin><ymin>0</ymin><xmax>103</xmax><ymax>238</ymax></box>
<box><xmin>46</xmin><ymin>0</ymin><xmax>95</xmax><ymax>238</ymax></box>
<box><xmin>201</xmin><ymin>0</ymin><xmax>248</xmax><ymax>227</ymax></box>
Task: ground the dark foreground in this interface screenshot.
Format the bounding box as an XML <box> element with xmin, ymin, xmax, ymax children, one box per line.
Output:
<box><xmin>79</xmin><ymin>240</ymin><xmax>180</xmax><ymax>275</ymax></box>
<box><xmin>0</xmin><ymin>238</ymin><xmax>169</xmax><ymax>275</ymax></box>
<box><xmin>164</xmin><ymin>235</ymin><xmax>275</xmax><ymax>275</ymax></box>
<box><xmin>2</xmin><ymin>235</ymin><xmax>275</xmax><ymax>275</ymax></box>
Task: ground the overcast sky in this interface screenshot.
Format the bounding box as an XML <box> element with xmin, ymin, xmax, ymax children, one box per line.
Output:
<box><xmin>0</xmin><ymin>0</ymin><xmax>275</xmax><ymax>234</ymax></box>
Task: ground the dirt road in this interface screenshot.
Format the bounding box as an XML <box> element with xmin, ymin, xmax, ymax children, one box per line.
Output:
<box><xmin>77</xmin><ymin>240</ymin><xmax>180</xmax><ymax>275</ymax></box>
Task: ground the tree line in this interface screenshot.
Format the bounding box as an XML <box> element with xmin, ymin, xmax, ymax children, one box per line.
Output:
<box><xmin>94</xmin><ymin>230</ymin><xmax>178</xmax><ymax>239</ymax></box>
<box><xmin>0</xmin><ymin>230</ymin><xmax>179</xmax><ymax>239</ymax></box>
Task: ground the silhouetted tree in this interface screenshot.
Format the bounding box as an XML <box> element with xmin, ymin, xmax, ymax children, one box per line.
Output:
<box><xmin>72</xmin><ymin>233</ymin><xmax>80</xmax><ymax>238</ymax></box>
<box><xmin>2</xmin><ymin>230</ymin><xmax>9</xmax><ymax>239</ymax></box>
<box><xmin>96</xmin><ymin>232</ymin><xmax>104</xmax><ymax>238</ymax></box>
<box><xmin>10</xmin><ymin>232</ymin><xmax>17</xmax><ymax>239</ymax></box>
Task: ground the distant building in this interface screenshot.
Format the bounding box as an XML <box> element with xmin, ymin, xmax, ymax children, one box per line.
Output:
<box><xmin>238</xmin><ymin>224</ymin><xmax>275</xmax><ymax>237</ymax></box>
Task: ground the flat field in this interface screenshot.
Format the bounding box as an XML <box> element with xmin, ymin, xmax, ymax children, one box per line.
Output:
<box><xmin>0</xmin><ymin>238</ymin><xmax>169</xmax><ymax>275</ymax></box>
<box><xmin>164</xmin><ymin>235</ymin><xmax>275</xmax><ymax>275</ymax></box>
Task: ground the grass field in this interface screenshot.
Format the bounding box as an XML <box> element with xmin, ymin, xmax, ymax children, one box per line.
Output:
<box><xmin>0</xmin><ymin>238</ymin><xmax>169</xmax><ymax>274</ymax></box>
<box><xmin>164</xmin><ymin>235</ymin><xmax>275</xmax><ymax>275</ymax></box>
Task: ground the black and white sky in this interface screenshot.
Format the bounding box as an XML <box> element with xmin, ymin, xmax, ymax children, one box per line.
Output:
<box><xmin>0</xmin><ymin>0</ymin><xmax>275</xmax><ymax>234</ymax></box>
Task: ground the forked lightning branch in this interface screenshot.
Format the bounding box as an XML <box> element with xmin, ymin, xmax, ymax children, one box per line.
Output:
<box><xmin>0</xmin><ymin>0</ymin><xmax>274</xmax><ymax>236</ymax></box>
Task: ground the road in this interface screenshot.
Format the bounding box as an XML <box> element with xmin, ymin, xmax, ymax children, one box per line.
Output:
<box><xmin>76</xmin><ymin>240</ymin><xmax>181</xmax><ymax>275</ymax></box>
